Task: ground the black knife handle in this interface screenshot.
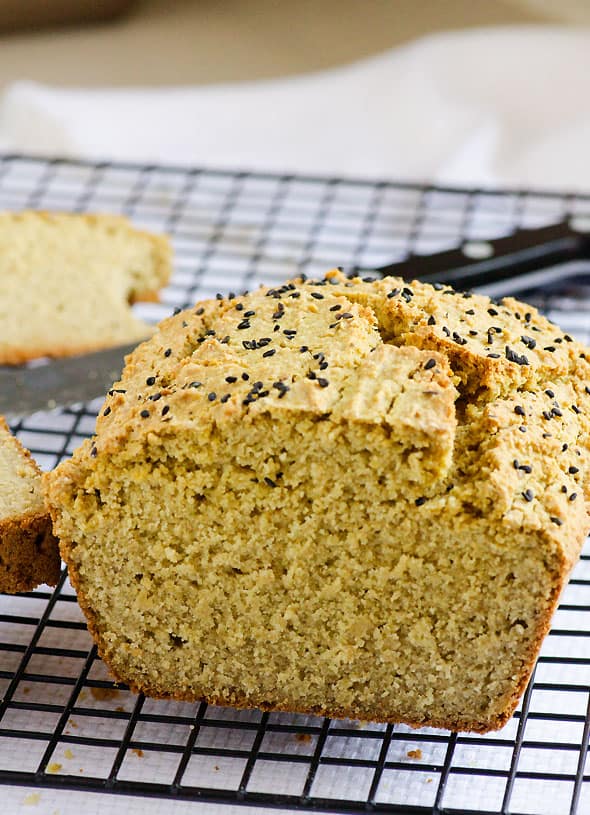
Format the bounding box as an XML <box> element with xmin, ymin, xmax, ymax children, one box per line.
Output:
<box><xmin>367</xmin><ymin>219</ymin><xmax>590</xmax><ymax>290</ymax></box>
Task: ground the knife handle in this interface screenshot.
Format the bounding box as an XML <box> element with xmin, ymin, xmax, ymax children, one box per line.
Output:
<box><xmin>369</xmin><ymin>219</ymin><xmax>590</xmax><ymax>291</ymax></box>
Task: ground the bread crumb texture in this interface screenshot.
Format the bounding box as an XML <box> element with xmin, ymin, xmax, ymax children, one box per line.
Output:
<box><xmin>0</xmin><ymin>417</ymin><xmax>60</xmax><ymax>593</ymax></box>
<box><xmin>0</xmin><ymin>211</ymin><xmax>171</xmax><ymax>364</ymax></box>
<box><xmin>45</xmin><ymin>271</ymin><xmax>590</xmax><ymax>732</ymax></box>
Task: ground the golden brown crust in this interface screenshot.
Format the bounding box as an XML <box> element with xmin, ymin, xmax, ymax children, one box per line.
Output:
<box><xmin>0</xmin><ymin>511</ymin><xmax>60</xmax><ymax>593</ymax></box>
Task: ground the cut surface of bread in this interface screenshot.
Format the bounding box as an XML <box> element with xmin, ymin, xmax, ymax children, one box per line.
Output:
<box><xmin>45</xmin><ymin>272</ymin><xmax>590</xmax><ymax>732</ymax></box>
<box><xmin>0</xmin><ymin>417</ymin><xmax>60</xmax><ymax>593</ymax></box>
<box><xmin>0</xmin><ymin>211</ymin><xmax>172</xmax><ymax>364</ymax></box>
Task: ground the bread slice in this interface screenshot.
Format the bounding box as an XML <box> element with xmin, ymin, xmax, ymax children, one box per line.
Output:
<box><xmin>0</xmin><ymin>417</ymin><xmax>60</xmax><ymax>592</ymax></box>
<box><xmin>45</xmin><ymin>272</ymin><xmax>590</xmax><ymax>732</ymax></box>
<box><xmin>0</xmin><ymin>211</ymin><xmax>172</xmax><ymax>364</ymax></box>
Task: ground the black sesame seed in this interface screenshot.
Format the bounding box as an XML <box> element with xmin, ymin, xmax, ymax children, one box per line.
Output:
<box><xmin>299</xmin><ymin>346</ymin><xmax>309</xmax><ymax>353</ymax></box>
<box><xmin>264</xmin><ymin>477</ymin><xmax>277</xmax><ymax>488</ymax></box>
<box><xmin>330</xmin><ymin>304</ymin><xmax>342</xmax><ymax>312</ymax></box>
<box><xmin>208</xmin><ymin>392</ymin><xmax>216</xmax><ymax>402</ymax></box>
<box><xmin>519</xmin><ymin>465</ymin><xmax>532</xmax><ymax>474</ymax></box>
<box><xmin>585</xmin><ymin>386</ymin><xmax>590</xmax><ymax>395</ymax></box>
<box><xmin>569</xmin><ymin>493</ymin><xmax>578</xmax><ymax>502</ymax></box>
<box><xmin>561</xmin><ymin>485</ymin><xmax>568</xmax><ymax>493</ymax></box>
<box><xmin>242</xmin><ymin>373</ymin><xmax>250</xmax><ymax>381</ymax></box>
<box><xmin>149</xmin><ymin>393</ymin><xmax>162</xmax><ymax>402</ymax></box>
<box><xmin>432</xmin><ymin>282</ymin><xmax>445</xmax><ymax>291</ymax></box>
<box><xmin>551</xmin><ymin>516</ymin><xmax>563</xmax><ymax>525</ymax></box>
<box><xmin>220</xmin><ymin>394</ymin><xmax>231</xmax><ymax>404</ymax></box>
<box><xmin>103</xmin><ymin>406</ymin><xmax>111</xmax><ymax>416</ymax></box>
<box><xmin>225</xmin><ymin>376</ymin><xmax>237</xmax><ymax>383</ymax></box>
<box><xmin>189</xmin><ymin>381</ymin><xmax>202</xmax><ymax>388</ymax></box>
<box><xmin>513</xmin><ymin>459</ymin><xmax>520</xmax><ymax>469</ymax></box>
<box><xmin>542</xmin><ymin>411</ymin><xmax>552</xmax><ymax>420</ymax></box>
<box><xmin>283</xmin><ymin>329</ymin><xmax>297</xmax><ymax>337</ymax></box>
<box><xmin>465</xmin><ymin>309</ymin><xmax>475</xmax><ymax>315</ymax></box>
<box><xmin>253</xmin><ymin>381</ymin><xmax>263</xmax><ymax>391</ymax></box>
<box><xmin>427</xmin><ymin>315</ymin><xmax>436</xmax><ymax>326</ymax></box>
<box><xmin>317</xmin><ymin>378</ymin><xmax>329</xmax><ymax>388</ymax></box>
<box><xmin>235</xmin><ymin>303</ymin><xmax>244</xmax><ymax>311</ymax></box>
<box><xmin>521</xmin><ymin>335</ymin><xmax>536</xmax><ymax>350</ymax></box>
<box><xmin>505</xmin><ymin>346</ymin><xmax>529</xmax><ymax>365</ymax></box>
<box><xmin>415</xmin><ymin>496</ymin><xmax>427</xmax><ymax>506</ymax></box>
<box><xmin>551</xmin><ymin>407</ymin><xmax>562</xmax><ymax>417</ymax></box>
<box><xmin>572</xmin><ymin>404</ymin><xmax>581</xmax><ymax>414</ymax></box>
<box><xmin>237</xmin><ymin>320</ymin><xmax>251</xmax><ymax>330</ymax></box>
<box><xmin>140</xmin><ymin>409</ymin><xmax>150</xmax><ymax>418</ymax></box>
<box><xmin>569</xmin><ymin>466</ymin><xmax>579</xmax><ymax>474</ymax></box>
<box><xmin>307</xmin><ymin>371</ymin><xmax>317</xmax><ymax>380</ymax></box>
<box><xmin>162</xmin><ymin>405</ymin><xmax>170</xmax><ymax>416</ymax></box>
<box><xmin>164</xmin><ymin>348</ymin><xmax>172</xmax><ymax>357</ymax></box>
<box><xmin>522</xmin><ymin>489</ymin><xmax>534</xmax><ymax>502</ymax></box>
<box><xmin>543</xmin><ymin>346</ymin><xmax>556</xmax><ymax>353</ymax></box>
<box><xmin>338</xmin><ymin>312</ymin><xmax>353</xmax><ymax>320</ymax></box>
<box><xmin>488</xmin><ymin>308</ymin><xmax>498</xmax><ymax>316</ymax></box>
<box><xmin>519</xmin><ymin>426</ymin><xmax>527</xmax><ymax>433</ymax></box>
<box><xmin>424</xmin><ymin>358</ymin><xmax>437</xmax><ymax>370</ymax></box>
<box><xmin>90</xmin><ymin>446</ymin><xmax>98</xmax><ymax>458</ymax></box>
<box><xmin>262</xmin><ymin>349</ymin><xmax>276</xmax><ymax>358</ymax></box>
<box><xmin>310</xmin><ymin>292</ymin><xmax>324</xmax><ymax>300</ymax></box>
<box><xmin>514</xmin><ymin>405</ymin><xmax>525</xmax><ymax>416</ymax></box>
<box><xmin>216</xmin><ymin>293</ymin><xmax>223</xmax><ymax>301</ymax></box>
<box><xmin>562</xmin><ymin>443</ymin><xmax>568</xmax><ymax>451</ymax></box>
<box><xmin>173</xmin><ymin>306</ymin><xmax>182</xmax><ymax>315</ymax></box>
<box><xmin>290</xmin><ymin>292</ymin><xmax>301</xmax><ymax>298</ymax></box>
<box><xmin>487</xmin><ymin>353</ymin><xmax>501</xmax><ymax>359</ymax></box>
<box><xmin>195</xmin><ymin>307</ymin><xmax>205</xmax><ymax>315</ymax></box>
<box><xmin>545</xmin><ymin>389</ymin><xmax>555</xmax><ymax>398</ymax></box>
<box><xmin>387</xmin><ymin>288</ymin><xmax>400</xmax><ymax>299</ymax></box>
<box><xmin>146</xmin><ymin>376</ymin><xmax>156</xmax><ymax>386</ymax></box>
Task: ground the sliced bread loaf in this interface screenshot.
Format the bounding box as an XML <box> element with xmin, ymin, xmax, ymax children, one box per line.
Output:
<box><xmin>45</xmin><ymin>272</ymin><xmax>590</xmax><ymax>732</ymax></box>
<box><xmin>0</xmin><ymin>417</ymin><xmax>60</xmax><ymax>592</ymax></box>
<box><xmin>0</xmin><ymin>211</ymin><xmax>172</xmax><ymax>364</ymax></box>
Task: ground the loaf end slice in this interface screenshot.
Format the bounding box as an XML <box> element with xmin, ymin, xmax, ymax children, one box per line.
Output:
<box><xmin>0</xmin><ymin>211</ymin><xmax>172</xmax><ymax>364</ymax></box>
<box><xmin>0</xmin><ymin>418</ymin><xmax>60</xmax><ymax>593</ymax></box>
<box><xmin>45</xmin><ymin>276</ymin><xmax>590</xmax><ymax>732</ymax></box>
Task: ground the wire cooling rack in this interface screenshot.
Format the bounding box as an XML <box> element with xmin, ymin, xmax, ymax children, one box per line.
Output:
<box><xmin>1</xmin><ymin>155</ymin><xmax>590</xmax><ymax>815</ymax></box>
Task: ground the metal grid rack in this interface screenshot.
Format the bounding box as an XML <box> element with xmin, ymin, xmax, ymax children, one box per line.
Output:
<box><xmin>0</xmin><ymin>154</ymin><xmax>590</xmax><ymax>815</ymax></box>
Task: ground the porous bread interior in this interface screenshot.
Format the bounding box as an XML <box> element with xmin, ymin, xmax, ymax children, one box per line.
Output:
<box><xmin>0</xmin><ymin>420</ymin><xmax>46</xmax><ymax>519</ymax></box>
<box><xmin>0</xmin><ymin>211</ymin><xmax>171</xmax><ymax>364</ymax></box>
<box><xmin>62</xmin><ymin>419</ymin><xmax>561</xmax><ymax>732</ymax></box>
<box><xmin>47</xmin><ymin>274</ymin><xmax>590</xmax><ymax>732</ymax></box>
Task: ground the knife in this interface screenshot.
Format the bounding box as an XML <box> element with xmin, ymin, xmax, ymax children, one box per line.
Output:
<box><xmin>3</xmin><ymin>218</ymin><xmax>590</xmax><ymax>416</ymax></box>
<box><xmin>0</xmin><ymin>343</ymin><xmax>138</xmax><ymax>417</ymax></box>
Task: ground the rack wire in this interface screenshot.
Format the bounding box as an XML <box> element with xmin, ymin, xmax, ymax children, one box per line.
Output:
<box><xmin>1</xmin><ymin>155</ymin><xmax>590</xmax><ymax>815</ymax></box>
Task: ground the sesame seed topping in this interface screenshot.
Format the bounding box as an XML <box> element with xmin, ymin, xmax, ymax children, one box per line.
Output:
<box><xmin>317</xmin><ymin>378</ymin><xmax>329</xmax><ymax>388</ymax></box>
<box><xmin>242</xmin><ymin>373</ymin><xmax>250</xmax><ymax>381</ymax></box>
<box><xmin>427</xmin><ymin>315</ymin><xmax>436</xmax><ymax>326</ymax></box>
<box><xmin>569</xmin><ymin>493</ymin><xmax>577</xmax><ymax>502</ymax></box>
<box><xmin>299</xmin><ymin>346</ymin><xmax>309</xmax><ymax>353</ymax></box>
<box><xmin>415</xmin><ymin>496</ymin><xmax>427</xmax><ymax>506</ymax></box>
<box><xmin>149</xmin><ymin>393</ymin><xmax>162</xmax><ymax>401</ymax></box>
<box><xmin>330</xmin><ymin>304</ymin><xmax>342</xmax><ymax>312</ymax></box>
<box><xmin>505</xmin><ymin>346</ymin><xmax>529</xmax><ymax>365</ymax></box>
<box><xmin>146</xmin><ymin>376</ymin><xmax>156</xmax><ymax>386</ymax></box>
<box><xmin>569</xmin><ymin>466</ymin><xmax>579</xmax><ymax>474</ymax></box>
<box><xmin>208</xmin><ymin>392</ymin><xmax>216</xmax><ymax>402</ymax></box>
<box><xmin>189</xmin><ymin>381</ymin><xmax>202</xmax><ymax>388</ymax></box>
<box><xmin>237</xmin><ymin>320</ymin><xmax>251</xmax><ymax>330</ymax></box>
<box><xmin>140</xmin><ymin>409</ymin><xmax>150</xmax><ymax>418</ymax></box>
<box><xmin>550</xmin><ymin>517</ymin><xmax>563</xmax><ymax>526</ymax></box>
<box><xmin>225</xmin><ymin>376</ymin><xmax>237</xmax><ymax>383</ymax></box>
<box><xmin>264</xmin><ymin>477</ymin><xmax>277</xmax><ymax>488</ymax></box>
<box><xmin>262</xmin><ymin>349</ymin><xmax>276</xmax><ymax>358</ymax></box>
<box><xmin>243</xmin><ymin>310</ymin><xmax>256</xmax><ymax>318</ymax></box>
<box><xmin>220</xmin><ymin>394</ymin><xmax>231</xmax><ymax>404</ymax></box>
<box><xmin>522</xmin><ymin>489</ymin><xmax>534</xmax><ymax>502</ymax></box>
<box><xmin>545</xmin><ymin>389</ymin><xmax>555</xmax><ymax>398</ymax></box>
<box><xmin>162</xmin><ymin>405</ymin><xmax>170</xmax><ymax>416</ymax></box>
<box><xmin>514</xmin><ymin>406</ymin><xmax>525</xmax><ymax>416</ymax></box>
<box><xmin>387</xmin><ymin>288</ymin><xmax>400</xmax><ymax>299</ymax></box>
<box><xmin>164</xmin><ymin>348</ymin><xmax>172</xmax><ymax>357</ymax></box>
<box><xmin>487</xmin><ymin>353</ymin><xmax>501</xmax><ymax>359</ymax></box>
<box><xmin>103</xmin><ymin>407</ymin><xmax>111</xmax><ymax>416</ymax></box>
<box><xmin>424</xmin><ymin>358</ymin><xmax>436</xmax><ymax>370</ymax></box>
<box><xmin>310</xmin><ymin>292</ymin><xmax>324</xmax><ymax>300</ymax></box>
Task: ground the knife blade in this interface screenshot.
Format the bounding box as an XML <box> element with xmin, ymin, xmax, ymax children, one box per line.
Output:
<box><xmin>0</xmin><ymin>342</ymin><xmax>139</xmax><ymax>417</ymax></box>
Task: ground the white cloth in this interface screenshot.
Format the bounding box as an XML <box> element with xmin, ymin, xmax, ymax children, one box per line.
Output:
<box><xmin>1</xmin><ymin>25</ymin><xmax>590</xmax><ymax>190</ymax></box>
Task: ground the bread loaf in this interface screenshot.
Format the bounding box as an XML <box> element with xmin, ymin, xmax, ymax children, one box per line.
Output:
<box><xmin>0</xmin><ymin>211</ymin><xmax>171</xmax><ymax>364</ymax></box>
<box><xmin>0</xmin><ymin>417</ymin><xmax>60</xmax><ymax>592</ymax></box>
<box><xmin>45</xmin><ymin>271</ymin><xmax>590</xmax><ymax>732</ymax></box>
